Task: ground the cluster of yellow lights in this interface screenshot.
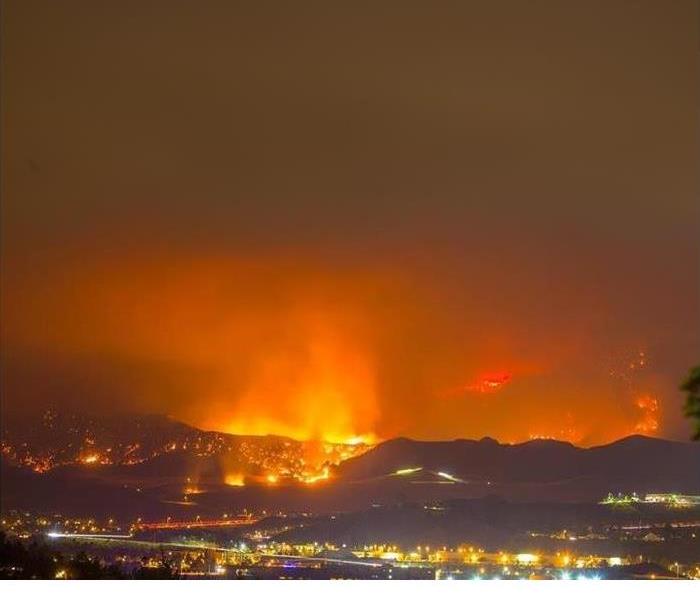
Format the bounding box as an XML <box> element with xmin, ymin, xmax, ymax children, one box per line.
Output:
<box><xmin>515</xmin><ymin>553</ymin><xmax>539</xmax><ymax>564</ymax></box>
<box><xmin>80</xmin><ymin>454</ymin><xmax>100</xmax><ymax>465</ymax></box>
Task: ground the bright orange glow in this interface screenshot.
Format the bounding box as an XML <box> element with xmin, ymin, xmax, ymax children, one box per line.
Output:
<box><xmin>5</xmin><ymin>255</ymin><xmax>384</xmax><ymax>445</ymax></box>
<box><xmin>634</xmin><ymin>394</ymin><xmax>659</xmax><ymax>433</ymax></box>
<box><xmin>465</xmin><ymin>371</ymin><xmax>513</xmax><ymax>393</ymax></box>
<box><xmin>81</xmin><ymin>454</ymin><xmax>100</xmax><ymax>465</ymax></box>
<box><xmin>301</xmin><ymin>466</ymin><xmax>330</xmax><ymax>485</ymax></box>
<box><xmin>343</xmin><ymin>435</ymin><xmax>377</xmax><ymax>446</ymax></box>
<box><xmin>224</xmin><ymin>473</ymin><xmax>245</xmax><ymax>487</ymax></box>
<box><xmin>528</xmin><ymin>416</ymin><xmax>582</xmax><ymax>444</ymax></box>
<box><xmin>219</xmin><ymin>315</ymin><xmax>379</xmax><ymax>445</ymax></box>
<box><xmin>2</xmin><ymin>250</ymin><xmax>680</xmax><ymax>446</ymax></box>
<box><xmin>266</xmin><ymin>474</ymin><xmax>279</xmax><ymax>485</ymax></box>
<box><xmin>442</xmin><ymin>370</ymin><xmax>515</xmax><ymax>398</ymax></box>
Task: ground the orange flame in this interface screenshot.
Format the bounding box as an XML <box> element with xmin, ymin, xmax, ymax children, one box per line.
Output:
<box><xmin>466</xmin><ymin>371</ymin><xmax>513</xmax><ymax>393</ymax></box>
<box><xmin>224</xmin><ymin>473</ymin><xmax>245</xmax><ymax>487</ymax></box>
<box><xmin>633</xmin><ymin>394</ymin><xmax>659</xmax><ymax>434</ymax></box>
<box><xmin>444</xmin><ymin>371</ymin><xmax>513</xmax><ymax>397</ymax></box>
<box><xmin>220</xmin><ymin>315</ymin><xmax>379</xmax><ymax>444</ymax></box>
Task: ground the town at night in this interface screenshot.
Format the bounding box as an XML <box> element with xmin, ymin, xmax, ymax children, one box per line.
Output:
<box><xmin>1</xmin><ymin>1</ymin><xmax>699</xmax><ymax>596</ymax></box>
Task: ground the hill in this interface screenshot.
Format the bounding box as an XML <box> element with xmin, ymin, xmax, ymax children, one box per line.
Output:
<box><xmin>2</xmin><ymin>412</ymin><xmax>699</xmax><ymax>517</ymax></box>
<box><xmin>333</xmin><ymin>435</ymin><xmax>700</xmax><ymax>495</ymax></box>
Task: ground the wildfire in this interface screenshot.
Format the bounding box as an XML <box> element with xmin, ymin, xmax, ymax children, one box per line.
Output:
<box><xmin>7</xmin><ymin>250</ymin><xmax>672</xmax><ymax>447</ymax></box>
<box><xmin>219</xmin><ymin>315</ymin><xmax>379</xmax><ymax>445</ymax></box>
<box><xmin>301</xmin><ymin>466</ymin><xmax>330</xmax><ymax>485</ymax></box>
<box><xmin>467</xmin><ymin>371</ymin><xmax>513</xmax><ymax>393</ymax></box>
<box><xmin>343</xmin><ymin>435</ymin><xmax>375</xmax><ymax>445</ymax></box>
<box><xmin>444</xmin><ymin>371</ymin><xmax>513</xmax><ymax>397</ymax></box>
<box><xmin>224</xmin><ymin>473</ymin><xmax>245</xmax><ymax>487</ymax></box>
<box><xmin>527</xmin><ymin>413</ymin><xmax>582</xmax><ymax>444</ymax></box>
<box><xmin>633</xmin><ymin>394</ymin><xmax>659</xmax><ymax>434</ymax></box>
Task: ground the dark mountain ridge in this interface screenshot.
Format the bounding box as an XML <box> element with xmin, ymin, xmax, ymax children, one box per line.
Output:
<box><xmin>2</xmin><ymin>412</ymin><xmax>699</xmax><ymax>517</ymax></box>
<box><xmin>334</xmin><ymin>434</ymin><xmax>700</xmax><ymax>491</ymax></box>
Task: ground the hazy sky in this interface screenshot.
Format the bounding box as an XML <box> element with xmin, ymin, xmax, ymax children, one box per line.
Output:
<box><xmin>2</xmin><ymin>2</ymin><xmax>699</xmax><ymax>444</ymax></box>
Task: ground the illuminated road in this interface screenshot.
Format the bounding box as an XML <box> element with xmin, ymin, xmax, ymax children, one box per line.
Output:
<box><xmin>134</xmin><ymin>517</ymin><xmax>259</xmax><ymax>531</ymax></box>
<box><xmin>620</xmin><ymin>521</ymin><xmax>700</xmax><ymax>530</ymax></box>
<box><xmin>256</xmin><ymin>553</ymin><xmax>383</xmax><ymax>568</ymax></box>
<box><xmin>47</xmin><ymin>532</ymin><xmax>134</xmax><ymax>540</ymax></box>
<box><xmin>45</xmin><ymin>532</ymin><xmax>386</xmax><ymax>568</ymax></box>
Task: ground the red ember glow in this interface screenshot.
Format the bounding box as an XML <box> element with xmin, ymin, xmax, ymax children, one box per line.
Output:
<box><xmin>466</xmin><ymin>371</ymin><xmax>513</xmax><ymax>393</ymax></box>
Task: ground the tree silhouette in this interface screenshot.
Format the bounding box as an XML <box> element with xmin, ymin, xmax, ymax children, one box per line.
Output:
<box><xmin>681</xmin><ymin>366</ymin><xmax>700</xmax><ymax>440</ymax></box>
<box><xmin>0</xmin><ymin>531</ymin><xmax>55</xmax><ymax>578</ymax></box>
<box><xmin>0</xmin><ymin>532</ymin><xmax>189</xmax><ymax>579</ymax></box>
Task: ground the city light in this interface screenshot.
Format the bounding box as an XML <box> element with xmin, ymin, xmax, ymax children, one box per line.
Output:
<box><xmin>0</xmin><ymin>510</ymin><xmax>684</xmax><ymax>581</ymax></box>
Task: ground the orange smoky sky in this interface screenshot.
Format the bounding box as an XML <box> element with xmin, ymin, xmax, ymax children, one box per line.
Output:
<box><xmin>2</xmin><ymin>242</ymin><xmax>696</xmax><ymax>445</ymax></box>
<box><xmin>2</xmin><ymin>2</ymin><xmax>699</xmax><ymax>445</ymax></box>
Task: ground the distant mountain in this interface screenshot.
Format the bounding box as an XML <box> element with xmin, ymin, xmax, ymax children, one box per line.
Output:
<box><xmin>333</xmin><ymin>435</ymin><xmax>700</xmax><ymax>493</ymax></box>
<box><xmin>3</xmin><ymin>412</ymin><xmax>699</xmax><ymax>518</ymax></box>
<box><xmin>0</xmin><ymin>410</ymin><xmax>369</xmax><ymax>481</ymax></box>
<box><xmin>2</xmin><ymin>411</ymin><xmax>222</xmax><ymax>470</ymax></box>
